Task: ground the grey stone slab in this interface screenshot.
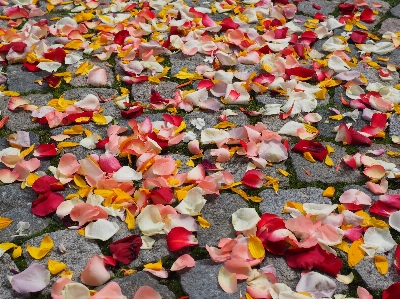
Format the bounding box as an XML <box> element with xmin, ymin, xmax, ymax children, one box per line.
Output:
<box><xmin>389</xmin><ymin>114</ymin><xmax>400</xmax><ymax>138</ymax></box>
<box><xmin>391</xmin><ymin>4</ymin><xmax>400</xmax><ymax>18</ymax></box>
<box><xmin>113</xmin><ymin>271</ymin><xmax>175</xmax><ymax>299</ymax></box>
<box><xmin>184</xmin><ymin>0</ymin><xmax>210</xmax><ymax>8</ymax></box>
<box><xmin>23</xmin><ymin>230</ymin><xmax>102</xmax><ymax>283</ymax></box>
<box><xmin>202</xmin><ymin>150</ymin><xmax>289</xmax><ymax>187</ymax></box>
<box><xmin>259</xmin><ymin>187</ymin><xmax>330</xmax><ymax>219</ymax></box>
<box><xmin>355</xmin><ymin>247</ymin><xmax>400</xmax><ymax>290</ymax></box>
<box><xmin>7</xmin><ymin>64</ymin><xmax>50</xmax><ymax>92</ymax></box>
<box><xmin>66</xmin><ymin>59</ymin><xmax>114</xmax><ymax>87</ymax></box>
<box><xmin>0</xmin><ymin>94</ymin><xmax>53</xmax><ymax>132</ymax></box>
<box><xmin>131</xmin><ymin>81</ymin><xmax>178</xmax><ymax>103</ymax></box>
<box><xmin>130</xmin><ymin>235</ymin><xmax>170</xmax><ymax>268</ymax></box>
<box><xmin>179</xmin><ymin>259</ymin><xmax>247</xmax><ymax>298</ymax></box>
<box><xmin>297</xmin><ymin>0</ymin><xmax>336</xmax><ymax>17</ymax></box>
<box><xmin>0</xmin><ymin>254</ymin><xmax>27</xmax><ymax>299</ymax></box>
<box><xmin>378</xmin><ymin>18</ymin><xmax>400</xmax><ymax>35</ymax></box>
<box><xmin>317</xmin><ymin>109</ymin><xmax>368</xmax><ymax>139</ymax></box>
<box><xmin>170</xmin><ymin>52</ymin><xmax>209</xmax><ymax>75</ymax></box>
<box><xmin>62</xmin><ymin>88</ymin><xmax>119</xmax><ymax>119</ymax></box>
<box><xmin>184</xmin><ymin>110</ymin><xmax>249</xmax><ymax>131</ymax></box>
<box><xmin>0</xmin><ymin>207</ymin><xmax>50</xmax><ymax>243</ymax></box>
<box><xmin>256</xmin><ymin>93</ymin><xmax>287</xmax><ymax>106</ymax></box>
<box><xmin>290</xmin><ymin>142</ymin><xmax>365</xmax><ymax>184</ymax></box>
<box><xmin>261</xmin><ymin>115</ymin><xmax>293</xmax><ymax>133</ymax></box>
<box><xmin>197</xmin><ymin>193</ymin><xmax>248</xmax><ymax>246</ymax></box>
<box><xmin>0</xmin><ymin>184</ymin><xmax>37</xmax><ymax>215</ymax></box>
<box><xmin>389</xmin><ymin>48</ymin><xmax>400</xmax><ymax>66</ymax></box>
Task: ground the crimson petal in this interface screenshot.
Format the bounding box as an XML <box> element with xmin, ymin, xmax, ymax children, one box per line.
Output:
<box><xmin>110</xmin><ymin>235</ymin><xmax>142</xmax><ymax>264</ymax></box>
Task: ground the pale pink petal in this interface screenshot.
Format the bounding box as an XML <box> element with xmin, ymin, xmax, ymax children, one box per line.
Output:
<box><xmin>91</xmin><ymin>281</ymin><xmax>124</xmax><ymax>299</ymax></box>
<box><xmin>210</xmin><ymin>148</ymin><xmax>231</xmax><ymax>162</ymax></box>
<box><xmin>339</xmin><ymin>189</ymin><xmax>372</xmax><ymax>205</ymax></box>
<box><xmin>246</xmin><ymin>273</ymin><xmax>277</xmax><ymax>298</ymax></box>
<box><xmin>133</xmin><ymin>286</ymin><xmax>161</xmax><ymax>299</ymax></box>
<box><xmin>87</xmin><ymin>68</ymin><xmax>107</xmax><ymax>86</ymax></box>
<box><xmin>206</xmin><ymin>245</ymin><xmax>231</xmax><ymax>263</ymax></box>
<box><xmin>188</xmin><ymin>140</ymin><xmax>203</xmax><ymax>155</ymax></box>
<box><xmin>80</xmin><ymin>255</ymin><xmax>110</xmax><ymax>286</ymax></box>
<box><xmin>74</xmin><ymin>94</ymin><xmax>100</xmax><ymax>111</ymax></box>
<box><xmin>0</xmin><ymin>169</ymin><xmax>19</xmax><ymax>183</ymax></box>
<box><xmin>170</xmin><ymin>254</ymin><xmax>196</xmax><ymax>271</ymax></box>
<box><xmin>79</xmin><ymin>158</ymin><xmax>104</xmax><ymax>186</ymax></box>
<box><xmin>357</xmin><ymin>286</ymin><xmax>373</xmax><ymax>299</ymax></box>
<box><xmin>224</xmin><ymin>260</ymin><xmax>252</xmax><ymax>279</ymax></box>
<box><xmin>363</xmin><ymin>164</ymin><xmax>386</xmax><ymax>179</ymax></box>
<box><xmin>218</xmin><ymin>266</ymin><xmax>237</xmax><ymax>294</ymax></box>
<box><xmin>11</xmin><ymin>263</ymin><xmax>50</xmax><ymax>294</ymax></box>
<box><xmin>365</xmin><ymin>178</ymin><xmax>388</xmax><ymax>195</ymax></box>
<box><xmin>70</xmin><ymin>203</ymin><xmax>108</xmax><ymax>226</ymax></box>
<box><xmin>143</xmin><ymin>268</ymin><xmax>169</xmax><ymax>278</ymax></box>
<box><xmin>51</xmin><ymin>277</ymin><xmax>72</xmax><ymax>299</ymax></box>
<box><xmin>58</xmin><ymin>153</ymin><xmax>80</xmax><ymax>176</ymax></box>
<box><xmin>186</xmin><ymin>164</ymin><xmax>205</xmax><ymax>182</ymax></box>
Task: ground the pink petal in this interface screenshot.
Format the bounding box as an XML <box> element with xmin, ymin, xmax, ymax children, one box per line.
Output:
<box><xmin>58</xmin><ymin>153</ymin><xmax>80</xmax><ymax>176</ymax></box>
<box><xmin>186</xmin><ymin>164</ymin><xmax>206</xmax><ymax>182</ymax></box>
<box><xmin>133</xmin><ymin>286</ymin><xmax>161</xmax><ymax>299</ymax></box>
<box><xmin>188</xmin><ymin>140</ymin><xmax>203</xmax><ymax>155</ymax></box>
<box><xmin>11</xmin><ymin>263</ymin><xmax>50</xmax><ymax>294</ymax></box>
<box><xmin>80</xmin><ymin>255</ymin><xmax>110</xmax><ymax>286</ymax></box>
<box><xmin>210</xmin><ymin>148</ymin><xmax>231</xmax><ymax>162</ymax></box>
<box><xmin>170</xmin><ymin>254</ymin><xmax>196</xmax><ymax>271</ymax></box>
<box><xmin>218</xmin><ymin>266</ymin><xmax>237</xmax><ymax>294</ymax></box>
<box><xmin>0</xmin><ymin>169</ymin><xmax>19</xmax><ymax>183</ymax></box>
<box><xmin>99</xmin><ymin>153</ymin><xmax>122</xmax><ymax>173</ymax></box>
<box><xmin>363</xmin><ymin>164</ymin><xmax>386</xmax><ymax>179</ymax></box>
<box><xmin>70</xmin><ymin>203</ymin><xmax>108</xmax><ymax>226</ymax></box>
<box><xmin>339</xmin><ymin>189</ymin><xmax>372</xmax><ymax>206</ymax></box>
<box><xmin>51</xmin><ymin>277</ymin><xmax>72</xmax><ymax>299</ymax></box>
<box><xmin>224</xmin><ymin>260</ymin><xmax>252</xmax><ymax>280</ymax></box>
<box><xmin>206</xmin><ymin>245</ymin><xmax>231</xmax><ymax>263</ymax></box>
<box><xmin>142</xmin><ymin>268</ymin><xmax>169</xmax><ymax>278</ymax></box>
<box><xmin>87</xmin><ymin>68</ymin><xmax>107</xmax><ymax>86</ymax></box>
<box><xmin>91</xmin><ymin>282</ymin><xmax>124</xmax><ymax>299</ymax></box>
<box><xmin>365</xmin><ymin>178</ymin><xmax>388</xmax><ymax>195</ymax></box>
<box><xmin>357</xmin><ymin>287</ymin><xmax>373</xmax><ymax>299</ymax></box>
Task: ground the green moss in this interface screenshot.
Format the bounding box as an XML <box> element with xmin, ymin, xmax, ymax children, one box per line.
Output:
<box><xmin>29</xmin><ymin>127</ymin><xmax>52</xmax><ymax>144</ymax></box>
<box><xmin>13</xmin><ymin>255</ymin><xmax>28</xmax><ymax>271</ymax></box>
<box><xmin>158</xmin><ymin>275</ymin><xmax>186</xmax><ymax>298</ymax></box>
<box><xmin>29</xmin><ymin>293</ymin><xmax>52</xmax><ymax>299</ymax></box>
<box><xmin>0</xmin><ymin>123</ymin><xmax>12</xmax><ymax>138</ymax></box>
<box><xmin>190</xmin><ymin>246</ymin><xmax>210</xmax><ymax>260</ymax></box>
<box><xmin>96</xmin><ymin>239</ymin><xmax>112</xmax><ymax>256</ymax></box>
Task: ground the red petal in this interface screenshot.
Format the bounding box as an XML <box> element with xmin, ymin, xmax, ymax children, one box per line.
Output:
<box><xmin>313</xmin><ymin>251</ymin><xmax>342</xmax><ymax>276</ymax></box>
<box><xmin>23</xmin><ymin>62</ymin><xmax>40</xmax><ymax>72</ymax></box>
<box><xmin>167</xmin><ymin>227</ymin><xmax>198</xmax><ymax>252</ymax></box>
<box><xmin>314</xmin><ymin>12</ymin><xmax>327</xmax><ymax>21</ymax></box>
<box><xmin>350</xmin><ymin>31</ymin><xmax>368</xmax><ymax>44</ymax></box>
<box><xmin>369</xmin><ymin>201</ymin><xmax>397</xmax><ymax>217</ymax></box>
<box><xmin>241</xmin><ymin>170</ymin><xmax>265</xmax><ymax>188</ymax></box>
<box><xmin>0</xmin><ymin>42</ymin><xmax>27</xmax><ymax>53</ymax></box>
<box><xmin>44</xmin><ymin>74</ymin><xmax>62</xmax><ymax>88</ymax></box>
<box><xmin>31</xmin><ymin>191</ymin><xmax>64</xmax><ymax>216</ymax></box>
<box><xmin>285</xmin><ymin>67</ymin><xmax>315</xmax><ymax>79</ymax></box>
<box><xmin>63</xmin><ymin>111</ymin><xmax>93</xmax><ymax>125</ymax></box>
<box><xmin>383</xmin><ymin>283</ymin><xmax>400</xmax><ymax>299</ymax></box>
<box><xmin>120</xmin><ymin>106</ymin><xmax>144</xmax><ymax>119</ymax></box>
<box><xmin>360</xmin><ymin>7</ymin><xmax>376</xmax><ymax>23</ymax></box>
<box><xmin>395</xmin><ymin>245</ymin><xmax>400</xmax><ymax>271</ymax></box>
<box><xmin>150</xmin><ymin>89</ymin><xmax>168</xmax><ymax>104</ymax></box>
<box><xmin>257</xmin><ymin>213</ymin><xmax>286</xmax><ymax>255</ymax></box>
<box><xmin>149</xmin><ymin>187</ymin><xmax>173</xmax><ymax>204</ymax></box>
<box><xmin>43</xmin><ymin>48</ymin><xmax>66</xmax><ymax>63</ymax></box>
<box><xmin>33</xmin><ymin>143</ymin><xmax>57</xmax><ymax>158</ymax></box>
<box><xmin>285</xmin><ymin>245</ymin><xmax>327</xmax><ymax>269</ymax></box>
<box><xmin>338</xmin><ymin>3</ymin><xmax>358</xmax><ymax>14</ymax></box>
<box><xmin>220</xmin><ymin>18</ymin><xmax>240</xmax><ymax>30</ymax></box>
<box><xmin>32</xmin><ymin>175</ymin><xmax>59</xmax><ymax>193</ymax></box>
<box><xmin>312</xmin><ymin>3</ymin><xmax>321</xmax><ymax>10</ymax></box>
<box><xmin>114</xmin><ymin>30</ymin><xmax>130</xmax><ymax>45</ymax></box>
<box><xmin>291</xmin><ymin>140</ymin><xmax>328</xmax><ymax>162</ymax></box>
<box><xmin>162</xmin><ymin>114</ymin><xmax>183</xmax><ymax>126</ymax></box>
<box><xmin>110</xmin><ymin>235</ymin><xmax>142</xmax><ymax>264</ymax></box>
<box><xmin>103</xmin><ymin>256</ymin><xmax>117</xmax><ymax>266</ymax></box>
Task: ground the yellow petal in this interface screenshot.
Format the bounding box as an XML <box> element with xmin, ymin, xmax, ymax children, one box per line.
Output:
<box><xmin>348</xmin><ymin>238</ymin><xmax>365</xmax><ymax>267</ymax></box>
<box><xmin>65</xmin><ymin>40</ymin><xmax>84</xmax><ymax>50</ymax></box>
<box><xmin>326</xmin><ymin>145</ymin><xmax>335</xmax><ymax>154</ymax></box>
<box><xmin>248</xmin><ymin>235</ymin><xmax>265</xmax><ymax>259</ymax></box>
<box><xmin>231</xmin><ymin>188</ymin><xmax>249</xmax><ymax>201</ymax></box>
<box><xmin>26</xmin><ymin>234</ymin><xmax>54</xmax><ymax>259</ymax></box>
<box><xmin>144</xmin><ymin>259</ymin><xmax>162</xmax><ymax>271</ymax></box>
<box><xmin>48</xmin><ymin>259</ymin><xmax>67</xmax><ymax>274</ymax></box>
<box><xmin>283</xmin><ymin>202</ymin><xmax>306</xmax><ymax>215</ymax></box>
<box><xmin>125</xmin><ymin>208</ymin><xmax>135</xmax><ymax>230</ymax></box>
<box><xmin>324</xmin><ymin>155</ymin><xmax>334</xmax><ymax>167</ymax></box>
<box><xmin>333</xmin><ymin>240</ymin><xmax>350</xmax><ymax>253</ymax></box>
<box><xmin>322</xmin><ymin>186</ymin><xmax>335</xmax><ymax>197</ymax></box>
<box><xmin>197</xmin><ymin>216</ymin><xmax>210</xmax><ymax>228</ymax></box>
<box><xmin>75</xmin><ymin>61</ymin><xmax>93</xmax><ymax>75</ymax></box>
<box><xmin>60</xmin><ymin>270</ymin><xmax>74</xmax><ymax>279</ymax></box>
<box><xmin>303</xmin><ymin>152</ymin><xmax>316</xmax><ymax>163</ymax></box>
<box><xmin>78</xmin><ymin>228</ymin><xmax>85</xmax><ymax>236</ymax></box>
<box><xmin>0</xmin><ymin>217</ymin><xmax>13</xmax><ymax>229</ymax></box>
<box><xmin>57</xmin><ymin>142</ymin><xmax>79</xmax><ymax>151</ymax></box>
<box><xmin>374</xmin><ymin>255</ymin><xmax>389</xmax><ymax>275</ymax></box>
<box><xmin>329</xmin><ymin>114</ymin><xmax>344</xmax><ymax>120</ymax></box>
<box><xmin>303</xmin><ymin>123</ymin><xmax>318</xmax><ymax>133</ymax></box>
<box><xmin>186</xmin><ymin>159</ymin><xmax>195</xmax><ymax>167</ymax></box>
<box><xmin>64</xmin><ymin>125</ymin><xmax>83</xmax><ymax>135</ymax></box>
<box><xmin>214</xmin><ymin>121</ymin><xmax>237</xmax><ymax>129</ymax></box>
<box><xmin>0</xmin><ymin>242</ymin><xmax>18</xmax><ymax>252</ymax></box>
<box><xmin>92</xmin><ymin>113</ymin><xmax>109</xmax><ymax>125</ymax></box>
<box><xmin>12</xmin><ymin>246</ymin><xmax>22</xmax><ymax>258</ymax></box>
<box><xmin>173</xmin><ymin>120</ymin><xmax>186</xmax><ymax>134</ymax></box>
<box><xmin>20</xmin><ymin>144</ymin><xmax>35</xmax><ymax>158</ymax></box>
<box><xmin>278</xmin><ymin>168</ymin><xmax>290</xmax><ymax>177</ymax></box>
<box><xmin>74</xmin><ymin>174</ymin><xmax>88</xmax><ymax>187</ymax></box>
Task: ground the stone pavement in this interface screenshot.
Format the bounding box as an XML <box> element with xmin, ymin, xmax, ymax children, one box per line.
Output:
<box><xmin>0</xmin><ymin>0</ymin><xmax>400</xmax><ymax>298</ymax></box>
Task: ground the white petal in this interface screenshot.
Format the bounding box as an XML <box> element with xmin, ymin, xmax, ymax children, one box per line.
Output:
<box><xmin>112</xmin><ymin>166</ymin><xmax>142</xmax><ymax>182</ymax></box>
<box><xmin>85</xmin><ymin>219</ymin><xmax>119</xmax><ymax>241</ymax></box>
<box><xmin>137</xmin><ymin>205</ymin><xmax>165</xmax><ymax>236</ymax></box>
<box><xmin>175</xmin><ymin>187</ymin><xmax>206</xmax><ymax>215</ymax></box>
<box><xmin>37</xmin><ymin>62</ymin><xmax>62</xmax><ymax>73</ymax></box>
<box><xmin>232</xmin><ymin>208</ymin><xmax>260</xmax><ymax>232</ymax></box>
<box><xmin>363</xmin><ymin>227</ymin><xmax>396</xmax><ymax>253</ymax></box>
<box><xmin>296</xmin><ymin>271</ymin><xmax>337</xmax><ymax>298</ymax></box>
